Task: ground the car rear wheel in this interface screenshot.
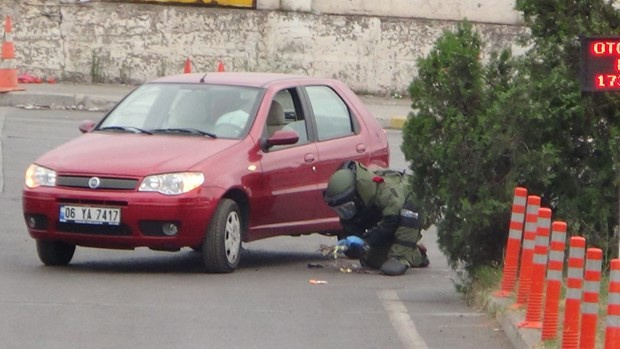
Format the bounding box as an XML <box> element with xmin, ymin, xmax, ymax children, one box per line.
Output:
<box><xmin>202</xmin><ymin>198</ymin><xmax>242</xmax><ymax>273</ymax></box>
<box><xmin>36</xmin><ymin>239</ymin><xmax>76</xmax><ymax>266</ymax></box>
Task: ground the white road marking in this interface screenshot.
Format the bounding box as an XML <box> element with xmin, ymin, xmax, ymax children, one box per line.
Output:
<box><xmin>378</xmin><ymin>289</ymin><xmax>429</xmax><ymax>349</ymax></box>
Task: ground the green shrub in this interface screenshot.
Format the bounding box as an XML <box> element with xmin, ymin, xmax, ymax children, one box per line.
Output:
<box><xmin>403</xmin><ymin>22</ymin><xmax>519</xmax><ymax>271</ymax></box>
<box><xmin>403</xmin><ymin>0</ymin><xmax>620</xmax><ymax>272</ymax></box>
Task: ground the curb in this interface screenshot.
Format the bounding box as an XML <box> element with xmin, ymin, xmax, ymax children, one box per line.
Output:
<box><xmin>364</xmin><ymin>114</ymin><xmax>407</xmax><ymax>130</ymax></box>
<box><xmin>0</xmin><ymin>90</ymin><xmax>119</xmax><ymax>112</ymax></box>
<box><xmin>387</xmin><ymin>115</ymin><xmax>407</xmax><ymax>129</ymax></box>
<box><xmin>487</xmin><ymin>295</ymin><xmax>542</xmax><ymax>349</ymax></box>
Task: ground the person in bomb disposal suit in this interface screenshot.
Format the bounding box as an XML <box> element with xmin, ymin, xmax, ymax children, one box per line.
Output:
<box><xmin>323</xmin><ymin>161</ymin><xmax>429</xmax><ymax>276</ymax></box>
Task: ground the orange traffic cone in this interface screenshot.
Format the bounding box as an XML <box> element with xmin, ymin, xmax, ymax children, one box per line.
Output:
<box><xmin>0</xmin><ymin>15</ymin><xmax>24</xmax><ymax>92</ymax></box>
<box><xmin>183</xmin><ymin>58</ymin><xmax>192</xmax><ymax>74</ymax></box>
<box><xmin>217</xmin><ymin>60</ymin><xmax>225</xmax><ymax>72</ymax></box>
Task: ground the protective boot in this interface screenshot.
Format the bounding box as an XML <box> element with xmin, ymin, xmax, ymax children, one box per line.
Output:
<box><xmin>418</xmin><ymin>244</ymin><xmax>430</xmax><ymax>268</ymax></box>
<box><xmin>380</xmin><ymin>258</ymin><xmax>408</xmax><ymax>276</ymax></box>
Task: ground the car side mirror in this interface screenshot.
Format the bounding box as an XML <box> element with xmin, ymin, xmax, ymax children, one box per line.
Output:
<box><xmin>78</xmin><ymin>120</ymin><xmax>97</xmax><ymax>134</ymax></box>
<box><xmin>260</xmin><ymin>130</ymin><xmax>299</xmax><ymax>151</ymax></box>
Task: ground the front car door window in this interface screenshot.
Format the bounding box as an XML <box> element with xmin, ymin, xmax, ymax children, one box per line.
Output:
<box><xmin>263</xmin><ymin>88</ymin><xmax>310</xmax><ymax>148</ymax></box>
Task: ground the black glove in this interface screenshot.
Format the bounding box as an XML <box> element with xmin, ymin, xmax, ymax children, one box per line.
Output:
<box><xmin>363</xmin><ymin>228</ymin><xmax>389</xmax><ymax>247</ymax></box>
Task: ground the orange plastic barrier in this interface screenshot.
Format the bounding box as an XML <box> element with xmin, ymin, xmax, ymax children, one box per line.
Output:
<box><xmin>1</xmin><ymin>15</ymin><xmax>13</xmax><ymax>59</ymax></box>
<box><xmin>579</xmin><ymin>248</ymin><xmax>602</xmax><ymax>349</ymax></box>
<box><xmin>519</xmin><ymin>207</ymin><xmax>551</xmax><ymax>328</ymax></box>
<box><xmin>0</xmin><ymin>15</ymin><xmax>24</xmax><ymax>92</ymax></box>
<box><xmin>541</xmin><ymin>221</ymin><xmax>567</xmax><ymax>340</ymax></box>
<box><xmin>496</xmin><ymin>187</ymin><xmax>527</xmax><ymax>297</ymax></box>
<box><xmin>561</xmin><ymin>236</ymin><xmax>586</xmax><ymax>349</ymax></box>
<box><xmin>184</xmin><ymin>58</ymin><xmax>192</xmax><ymax>74</ymax></box>
<box><xmin>605</xmin><ymin>259</ymin><xmax>620</xmax><ymax>349</ymax></box>
<box><xmin>515</xmin><ymin>195</ymin><xmax>540</xmax><ymax>307</ymax></box>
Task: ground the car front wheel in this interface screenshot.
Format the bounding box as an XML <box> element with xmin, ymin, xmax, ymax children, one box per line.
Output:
<box><xmin>36</xmin><ymin>239</ymin><xmax>76</xmax><ymax>266</ymax></box>
<box><xmin>202</xmin><ymin>198</ymin><xmax>242</xmax><ymax>273</ymax></box>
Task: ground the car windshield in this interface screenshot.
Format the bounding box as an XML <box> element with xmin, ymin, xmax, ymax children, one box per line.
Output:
<box><xmin>98</xmin><ymin>83</ymin><xmax>262</xmax><ymax>139</ymax></box>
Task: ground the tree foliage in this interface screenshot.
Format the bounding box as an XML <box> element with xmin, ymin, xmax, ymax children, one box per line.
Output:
<box><xmin>402</xmin><ymin>1</ymin><xmax>620</xmax><ymax>272</ymax></box>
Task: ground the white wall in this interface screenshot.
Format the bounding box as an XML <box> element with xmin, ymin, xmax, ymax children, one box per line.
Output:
<box><xmin>258</xmin><ymin>0</ymin><xmax>521</xmax><ymax>25</ymax></box>
<box><xmin>1</xmin><ymin>0</ymin><xmax>525</xmax><ymax>94</ymax></box>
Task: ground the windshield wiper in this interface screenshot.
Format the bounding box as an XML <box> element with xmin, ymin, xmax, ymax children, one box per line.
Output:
<box><xmin>151</xmin><ymin>128</ymin><xmax>217</xmax><ymax>138</ymax></box>
<box><xmin>99</xmin><ymin>126</ymin><xmax>152</xmax><ymax>135</ymax></box>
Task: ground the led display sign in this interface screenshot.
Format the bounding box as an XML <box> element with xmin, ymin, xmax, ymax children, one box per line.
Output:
<box><xmin>580</xmin><ymin>36</ymin><xmax>620</xmax><ymax>91</ymax></box>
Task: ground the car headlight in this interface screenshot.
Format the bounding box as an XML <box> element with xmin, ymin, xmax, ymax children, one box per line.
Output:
<box><xmin>139</xmin><ymin>172</ymin><xmax>204</xmax><ymax>195</ymax></box>
<box><xmin>25</xmin><ymin>164</ymin><xmax>57</xmax><ymax>188</ymax></box>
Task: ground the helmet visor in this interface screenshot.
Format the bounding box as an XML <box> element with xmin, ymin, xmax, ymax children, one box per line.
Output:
<box><xmin>331</xmin><ymin>201</ymin><xmax>357</xmax><ymax>220</ymax></box>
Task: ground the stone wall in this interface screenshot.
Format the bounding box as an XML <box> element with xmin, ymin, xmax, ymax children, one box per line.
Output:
<box><xmin>2</xmin><ymin>0</ymin><xmax>526</xmax><ymax>95</ymax></box>
<box><xmin>274</xmin><ymin>0</ymin><xmax>521</xmax><ymax>25</ymax></box>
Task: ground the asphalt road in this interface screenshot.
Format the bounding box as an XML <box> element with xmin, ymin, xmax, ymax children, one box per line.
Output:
<box><xmin>0</xmin><ymin>107</ymin><xmax>512</xmax><ymax>349</ymax></box>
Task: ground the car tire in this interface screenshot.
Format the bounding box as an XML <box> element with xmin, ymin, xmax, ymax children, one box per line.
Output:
<box><xmin>202</xmin><ymin>198</ymin><xmax>242</xmax><ymax>273</ymax></box>
<box><xmin>36</xmin><ymin>239</ymin><xmax>76</xmax><ymax>266</ymax></box>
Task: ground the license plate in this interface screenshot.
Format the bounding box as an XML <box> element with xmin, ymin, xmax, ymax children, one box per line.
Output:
<box><xmin>59</xmin><ymin>205</ymin><xmax>121</xmax><ymax>225</ymax></box>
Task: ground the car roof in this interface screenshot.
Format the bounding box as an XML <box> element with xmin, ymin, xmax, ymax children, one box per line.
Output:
<box><xmin>150</xmin><ymin>72</ymin><xmax>325</xmax><ymax>88</ymax></box>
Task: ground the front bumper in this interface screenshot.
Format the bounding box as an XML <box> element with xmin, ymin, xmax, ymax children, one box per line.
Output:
<box><xmin>22</xmin><ymin>186</ymin><xmax>223</xmax><ymax>250</ymax></box>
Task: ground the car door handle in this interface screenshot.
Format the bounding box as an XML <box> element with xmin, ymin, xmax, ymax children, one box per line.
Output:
<box><xmin>356</xmin><ymin>143</ymin><xmax>366</xmax><ymax>153</ymax></box>
<box><xmin>304</xmin><ymin>153</ymin><xmax>316</xmax><ymax>163</ymax></box>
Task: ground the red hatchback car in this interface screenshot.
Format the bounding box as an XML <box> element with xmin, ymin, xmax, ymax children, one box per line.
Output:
<box><xmin>22</xmin><ymin>72</ymin><xmax>389</xmax><ymax>272</ymax></box>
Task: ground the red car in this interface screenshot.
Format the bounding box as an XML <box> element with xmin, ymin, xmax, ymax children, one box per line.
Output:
<box><xmin>22</xmin><ymin>72</ymin><xmax>389</xmax><ymax>272</ymax></box>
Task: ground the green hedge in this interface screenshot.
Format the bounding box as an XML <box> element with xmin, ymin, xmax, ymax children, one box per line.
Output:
<box><xmin>402</xmin><ymin>0</ymin><xmax>620</xmax><ymax>272</ymax></box>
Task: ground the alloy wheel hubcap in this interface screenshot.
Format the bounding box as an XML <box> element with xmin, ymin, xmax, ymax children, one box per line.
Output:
<box><xmin>224</xmin><ymin>211</ymin><xmax>241</xmax><ymax>264</ymax></box>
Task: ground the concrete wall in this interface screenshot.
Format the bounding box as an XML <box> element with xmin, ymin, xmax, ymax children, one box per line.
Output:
<box><xmin>2</xmin><ymin>0</ymin><xmax>526</xmax><ymax>95</ymax></box>
<box><xmin>279</xmin><ymin>0</ymin><xmax>521</xmax><ymax>25</ymax></box>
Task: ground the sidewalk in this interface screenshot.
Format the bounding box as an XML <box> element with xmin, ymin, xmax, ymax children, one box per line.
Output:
<box><xmin>0</xmin><ymin>83</ymin><xmax>134</xmax><ymax>113</ymax></box>
<box><xmin>0</xmin><ymin>82</ymin><xmax>411</xmax><ymax>129</ymax></box>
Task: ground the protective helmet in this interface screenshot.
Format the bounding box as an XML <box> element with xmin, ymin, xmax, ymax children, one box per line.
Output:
<box><xmin>324</xmin><ymin>168</ymin><xmax>358</xmax><ymax>219</ymax></box>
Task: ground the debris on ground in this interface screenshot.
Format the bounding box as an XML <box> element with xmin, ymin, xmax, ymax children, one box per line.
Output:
<box><xmin>15</xmin><ymin>104</ymin><xmax>103</xmax><ymax>112</ymax></box>
<box><xmin>17</xmin><ymin>73</ymin><xmax>57</xmax><ymax>84</ymax></box>
<box><xmin>315</xmin><ymin>244</ymin><xmax>380</xmax><ymax>274</ymax></box>
<box><xmin>318</xmin><ymin>244</ymin><xmax>346</xmax><ymax>259</ymax></box>
<box><xmin>18</xmin><ymin>73</ymin><xmax>42</xmax><ymax>84</ymax></box>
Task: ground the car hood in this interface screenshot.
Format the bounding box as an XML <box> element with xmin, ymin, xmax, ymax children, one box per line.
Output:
<box><xmin>35</xmin><ymin>132</ymin><xmax>237</xmax><ymax>176</ymax></box>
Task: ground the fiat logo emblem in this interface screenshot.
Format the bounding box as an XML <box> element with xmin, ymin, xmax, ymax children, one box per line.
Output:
<box><xmin>88</xmin><ymin>177</ymin><xmax>101</xmax><ymax>189</ymax></box>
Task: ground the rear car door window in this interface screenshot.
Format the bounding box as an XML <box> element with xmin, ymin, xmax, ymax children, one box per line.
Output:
<box><xmin>305</xmin><ymin>85</ymin><xmax>355</xmax><ymax>141</ymax></box>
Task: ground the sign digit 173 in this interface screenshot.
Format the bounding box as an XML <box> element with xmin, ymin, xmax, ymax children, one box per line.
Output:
<box><xmin>596</xmin><ymin>73</ymin><xmax>620</xmax><ymax>88</ymax></box>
